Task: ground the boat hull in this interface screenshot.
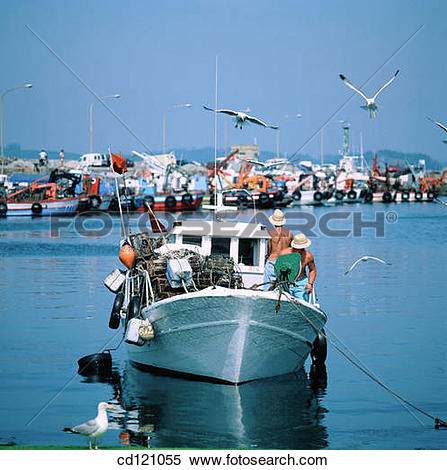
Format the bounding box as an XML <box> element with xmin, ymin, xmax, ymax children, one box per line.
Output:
<box><xmin>5</xmin><ymin>197</ymin><xmax>80</xmax><ymax>216</ymax></box>
<box><xmin>127</xmin><ymin>287</ymin><xmax>327</xmax><ymax>384</ymax></box>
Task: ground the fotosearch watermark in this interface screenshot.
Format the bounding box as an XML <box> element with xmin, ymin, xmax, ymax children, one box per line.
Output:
<box><xmin>48</xmin><ymin>209</ymin><xmax>398</xmax><ymax>239</ymax></box>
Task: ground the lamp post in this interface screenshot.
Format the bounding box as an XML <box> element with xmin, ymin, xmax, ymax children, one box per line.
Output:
<box><xmin>89</xmin><ymin>94</ymin><xmax>120</xmax><ymax>153</ymax></box>
<box><xmin>162</xmin><ymin>103</ymin><xmax>192</xmax><ymax>154</ymax></box>
<box><xmin>276</xmin><ymin>113</ymin><xmax>302</xmax><ymax>158</ymax></box>
<box><xmin>1</xmin><ymin>83</ymin><xmax>32</xmax><ymax>173</ymax></box>
<box><xmin>320</xmin><ymin>120</ymin><xmax>345</xmax><ymax>166</ymax></box>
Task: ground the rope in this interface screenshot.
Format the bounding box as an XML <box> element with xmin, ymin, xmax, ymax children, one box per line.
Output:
<box><xmin>434</xmin><ymin>198</ymin><xmax>447</xmax><ymax>207</ymax></box>
<box><xmin>281</xmin><ymin>290</ymin><xmax>447</xmax><ymax>428</ymax></box>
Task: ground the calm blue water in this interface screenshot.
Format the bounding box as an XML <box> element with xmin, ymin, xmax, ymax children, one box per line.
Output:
<box><xmin>0</xmin><ymin>201</ymin><xmax>446</xmax><ymax>449</ymax></box>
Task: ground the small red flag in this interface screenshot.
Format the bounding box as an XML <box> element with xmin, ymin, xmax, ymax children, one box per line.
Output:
<box><xmin>146</xmin><ymin>204</ymin><xmax>168</xmax><ymax>233</ymax></box>
<box><xmin>110</xmin><ymin>151</ymin><xmax>128</xmax><ymax>174</ymax></box>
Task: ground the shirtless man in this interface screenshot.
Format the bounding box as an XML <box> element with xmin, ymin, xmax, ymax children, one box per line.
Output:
<box><xmin>279</xmin><ymin>233</ymin><xmax>316</xmax><ymax>301</ymax></box>
<box><xmin>263</xmin><ymin>209</ymin><xmax>293</xmax><ymax>290</ymax></box>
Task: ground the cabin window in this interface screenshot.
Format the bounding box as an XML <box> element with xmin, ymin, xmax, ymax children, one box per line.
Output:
<box><xmin>166</xmin><ymin>234</ymin><xmax>176</xmax><ymax>244</ymax></box>
<box><xmin>238</xmin><ymin>238</ymin><xmax>259</xmax><ymax>266</ymax></box>
<box><xmin>182</xmin><ymin>235</ymin><xmax>202</xmax><ymax>247</ymax></box>
<box><xmin>211</xmin><ymin>237</ymin><xmax>231</xmax><ymax>257</ymax></box>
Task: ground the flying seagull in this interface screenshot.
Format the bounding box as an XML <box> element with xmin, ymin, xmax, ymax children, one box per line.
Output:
<box><xmin>426</xmin><ymin>116</ymin><xmax>447</xmax><ymax>144</ymax></box>
<box><xmin>63</xmin><ymin>402</ymin><xmax>114</xmax><ymax>449</ymax></box>
<box><xmin>339</xmin><ymin>70</ymin><xmax>399</xmax><ymax>119</ymax></box>
<box><xmin>344</xmin><ymin>256</ymin><xmax>391</xmax><ymax>275</ymax></box>
<box><xmin>203</xmin><ymin>105</ymin><xmax>278</xmax><ymax>129</ymax></box>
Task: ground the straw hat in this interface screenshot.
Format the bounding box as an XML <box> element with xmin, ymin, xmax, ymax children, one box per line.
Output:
<box><xmin>291</xmin><ymin>233</ymin><xmax>311</xmax><ymax>249</ymax></box>
<box><xmin>269</xmin><ymin>209</ymin><xmax>286</xmax><ymax>226</ymax></box>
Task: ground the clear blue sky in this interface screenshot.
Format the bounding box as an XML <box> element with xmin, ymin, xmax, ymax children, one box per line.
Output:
<box><xmin>1</xmin><ymin>0</ymin><xmax>447</xmax><ymax>161</ymax></box>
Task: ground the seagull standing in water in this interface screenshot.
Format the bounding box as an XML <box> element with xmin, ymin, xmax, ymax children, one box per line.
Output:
<box><xmin>203</xmin><ymin>105</ymin><xmax>278</xmax><ymax>129</ymax></box>
<box><xmin>339</xmin><ymin>70</ymin><xmax>399</xmax><ymax>118</ymax></box>
<box><xmin>426</xmin><ymin>116</ymin><xmax>447</xmax><ymax>144</ymax></box>
<box><xmin>344</xmin><ymin>256</ymin><xmax>391</xmax><ymax>275</ymax></box>
<box><xmin>63</xmin><ymin>402</ymin><xmax>114</xmax><ymax>449</ymax></box>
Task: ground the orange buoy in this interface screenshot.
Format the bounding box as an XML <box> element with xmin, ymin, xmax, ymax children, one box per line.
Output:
<box><xmin>119</xmin><ymin>242</ymin><xmax>135</xmax><ymax>269</ymax></box>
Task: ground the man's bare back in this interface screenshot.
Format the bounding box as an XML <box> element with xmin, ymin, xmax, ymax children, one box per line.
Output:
<box><xmin>267</xmin><ymin>227</ymin><xmax>293</xmax><ymax>261</ymax></box>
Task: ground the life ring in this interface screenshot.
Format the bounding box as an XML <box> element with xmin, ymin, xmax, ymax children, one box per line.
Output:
<box><xmin>89</xmin><ymin>195</ymin><xmax>101</xmax><ymax>209</ymax></box>
<box><xmin>311</xmin><ymin>329</ymin><xmax>327</xmax><ymax>365</ymax></box>
<box><xmin>142</xmin><ymin>169</ymin><xmax>152</xmax><ymax>179</ymax></box>
<box><xmin>31</xmin><ymin>202</ymin><xmax>43</xmax><ymax>215</ymax></box>
<box><xmin>109</xmin><ymin>292</ymin><xmax>124</xmax><ymax>329</ymax></box>
<box><xmin>426</xmin><ymin>191</ymin><xmax>436</xmax><ymax>201</ymax></box>
<box><xmin>237</xmin><ymin>193</ymin><xmax>248</xmax><ymax>205</ymax></box>
<box><xmin>382</xmin><ymin>191</ymin><xmax>392</xmax><ymax>203</ymax></box>
<box><xmin>347</xmin><ymin>190</ymin><xmax>357</xmax><ymax>200</ymax></box>
<box><xmin>401</xmin><ymin>191</ymin><xmax>410</xmax><ymax>202</ymax></box>
<box><xmin>364</xmin><ymin>191</ymin><xmax>373</xmax><ymax>203</ymax></box>
<box><xmin>144</xmin><ymin>195</ymin><xmax>155</xmax><ymax>208</ymax></box>
<box><xmin>0</xmin><ymin>202</ymin><xmax>7</xmax><ymax>216</ymax></box>
<box><xmin>335</xmin><ymin>190</ymin><xmax>344</xmax><ymax>201</ymax></box>
<box><xmin>313</xmin><ymin>191</ymin><xmax>323</xmax><ymax>202</ymax></box>
<box><xmin>181</xmin><ymin>193</ymin><xmax>194</xmax><ymax>207</ymax></box>
<box><xmin>165</xmin><ymin>195</ymin><xmax>177</xmax><ymax>209</ymax></box>
<box><xmin>292</xmin><ymin>189</ymin><xmax>301</xmax><ymax>201</ymax></box>
<box><xmin>414</xmin><ymin>191</ymin><xmax>423</xmax><ymax>201</ymax></box>
<box><xmin>127</xmin><ymin>295</ymin><xmax>141</xmax><ymax>321</ymax></box>
<box><xmin>258</xmin><ymin>192</ymin><xmax>270</xmax><ymax>207</ymax></box>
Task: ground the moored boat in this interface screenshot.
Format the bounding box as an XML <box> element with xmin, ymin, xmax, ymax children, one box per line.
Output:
<box><xmin>104</xmin><ymin>213</ymin><xmax>327</xmax><ymax>385</ymax></box>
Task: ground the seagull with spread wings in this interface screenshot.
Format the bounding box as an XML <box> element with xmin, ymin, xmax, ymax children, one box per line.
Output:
<box><xmin>344</xmin><ymin>256</ymin><xmax>391</xmax><ymax>275</ymax></box>
<box><xmin>203</xmin><ymin>105</ymin><xmax>278</xmax><ymax>129</ymax></box>
<box><xmin>339</xmin><ymin>70</ymin><xmax>399</xmax><ymax>118</ymax></box>
<box><xmin>426</xmin><ymin>116</ymin><xmax>447</xmax><ymax>144</ymax></box>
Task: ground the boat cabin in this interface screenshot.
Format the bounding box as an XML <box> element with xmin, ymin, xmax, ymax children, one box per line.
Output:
<box><xmin>162</xmin><ymin>220</ymin><xmax>270</xmax><ymax>287</ymax></box>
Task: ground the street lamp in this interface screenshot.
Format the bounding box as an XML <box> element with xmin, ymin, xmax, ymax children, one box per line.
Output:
<box><xmin>276</xmin><ymin>113</ymin><xmax>302</xmax><ymax>158</ymax></box>
<box><xmin>1</xmin><ymin>83</ymin><xmax>32</xmax><ymax>172</ymax></box>
<box><xmin>89</xmin><ymin>94</ymin><xmax>120</xmax><ymax>153</ymax></box>
<box><xmin>162</xmin><ymin>103</ymin><xmax>192</xmax><ymax>154</ymax></box>
<box><xmin>320</xmin><ymin>120</ymin><xmax>345</xmax><ymax>166</ymax></box>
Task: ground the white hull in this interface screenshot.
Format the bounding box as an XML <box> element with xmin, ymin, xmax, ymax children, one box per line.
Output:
<box><xmin>127</xmin><ymin>287</ymin><xmax>327</xmax><ymax>384</ymax></box>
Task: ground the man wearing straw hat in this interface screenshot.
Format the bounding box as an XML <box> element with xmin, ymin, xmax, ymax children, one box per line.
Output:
<box><xmin>280</xmin><ymin>233</ymin><xmax>316</xmax><ymax>302</ymax></box>
<box><xmin>264</xmin><ymin>209</ymin><xmax>293</xmax><ymax>290</ymax></box>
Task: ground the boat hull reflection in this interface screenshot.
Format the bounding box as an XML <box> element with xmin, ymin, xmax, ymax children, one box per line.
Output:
<box><xmin>114</xmin><ymin>363</ymin><xmax>328</xmax><ymax>449</ymax></box>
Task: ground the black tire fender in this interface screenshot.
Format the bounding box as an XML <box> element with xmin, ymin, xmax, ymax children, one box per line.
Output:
<box><xmin>165</xmin><ymin>195</ymin><xmax>177</xmax><ymax>209</ymax></box>
<box><xmin>382</xmin><ymin>191</ymin><xmax>392</xmax><ymax>203</ymax></box>
<box><xmin>31</xmin><ymin>202</ymin><xmax>43</xmax><ymax>215</ymax></box>
<box><xmin>127</xmin><ymin>295</ymin><xmax>141</xmax><ymax>321</ymax></box>
<box><xmin>292</xmin><ymin>189</ymin><xmax>301</xmax><ymax>201</ymax></box>
<box><xmin>311</xmin><ymin>329</ymin><xmax>327</xmax><ymax>365</ymax></box>
<box><xmin>347</xmin><ymin>190</ymin><xmax>357</xmax><ymax>200</ymax></box>
<box><xmin>0</xmin><ymin>202</ymin><xmax>7</xmax><ymax>215</ymax></box>
<box><xmin>335</xmin><ymin>190</ymin><xmax>344</xmax><ymax>201</ymax></box>
<box><xmin>313</xmin><ymin>191</ymin><xmax>323</xmax><ymax>202</ymax></box>
<box><xmin>181</xmin><ymin>193</ymin><xmax>194</xmax><ymax>207</ymax></box>
<box><xmin>89</xmin><ymin>195</ymin><xmax>101</xmax><ymax>209</ymax></box>
<box><xmin>109</xmin><ymin>292</ymin><xmax>124</xmax><ymax>329</ymax></box>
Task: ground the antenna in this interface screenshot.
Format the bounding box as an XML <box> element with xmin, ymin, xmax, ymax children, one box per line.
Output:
<box><xmin>214</xmin><ymin>54</ymin><xmax>218</xmax><ymax>207</ymax></box>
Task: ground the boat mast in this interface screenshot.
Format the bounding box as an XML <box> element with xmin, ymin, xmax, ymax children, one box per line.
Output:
<box><xmin>214</xmin><ymin>54</ymin><xmax>218</xmax><ymax>208</ymax></box>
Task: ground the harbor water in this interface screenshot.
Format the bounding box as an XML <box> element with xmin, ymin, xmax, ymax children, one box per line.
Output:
<box><xmin>0</xmin><ymin>202</ymin><xmax>446</xmax><ymax>449</ymax></box>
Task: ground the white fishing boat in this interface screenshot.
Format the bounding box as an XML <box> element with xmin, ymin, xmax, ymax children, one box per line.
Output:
<box><xmin>104</xmin><ymin>197</ymin><xmax>327</xmax><ymax>385</ymax></box>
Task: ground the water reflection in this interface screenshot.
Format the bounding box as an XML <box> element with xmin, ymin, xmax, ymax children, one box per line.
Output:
<box><xmin>97</xmin><ymin>364</ymin><xmax>328</xmax><ymax>449</ymax></box>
